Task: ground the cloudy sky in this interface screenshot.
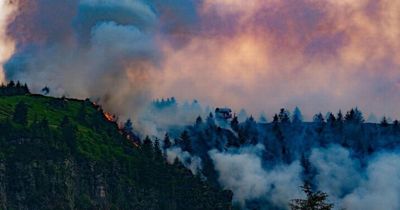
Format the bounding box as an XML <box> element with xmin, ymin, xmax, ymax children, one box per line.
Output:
<box><xmin>1</xmin><ymin>0</ymin><xmax>399</xmax><ymax>119</ymax></box>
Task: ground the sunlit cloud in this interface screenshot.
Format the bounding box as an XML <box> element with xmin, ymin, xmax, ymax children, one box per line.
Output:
<box><xmin>0</xmin><ymin>1</ymin><xmax>16</xmax><ymax>84</ymax></box>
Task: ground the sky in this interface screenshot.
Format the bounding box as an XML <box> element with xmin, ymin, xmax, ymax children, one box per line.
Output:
<box><xmin>0</xmin><ymin>0</ymin><xmax>400</xmax><ymax>119</ymax></box>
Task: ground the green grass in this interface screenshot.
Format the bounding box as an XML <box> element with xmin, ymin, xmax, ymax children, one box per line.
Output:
<box><xmin>0</xmin><ymin>95</ymin><xmax>91</xmax><ymax>125</ymax></box>
<box><xmin>0</xmin><ymin>94</ymin><xmax>131</xmax><ymax>161</ymax></box>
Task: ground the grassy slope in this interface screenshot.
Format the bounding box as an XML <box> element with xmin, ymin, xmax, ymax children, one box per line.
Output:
<box><xmin>0</xmin><ymin>94</ymin><xmax>232</xmax><ymax>209</ymax></box>
<box><xmin>0</xmin><ymin>94</ymin><xmax>129</xmax><ymax>161</ymax></box>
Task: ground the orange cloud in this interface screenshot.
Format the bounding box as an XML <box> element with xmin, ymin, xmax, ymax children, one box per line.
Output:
<box><xmin>0</xmin><ymin>1</ymin><xmax>16</xmax><ymax>84</ymax></box>
<box><xmin>153</xmin><ymin>0</ymin><xmax>400</xmax><ymax>118</ymax></box>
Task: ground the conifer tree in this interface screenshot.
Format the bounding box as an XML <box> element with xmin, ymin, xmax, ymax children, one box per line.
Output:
<box><xmin>154</xmin><ymin>138</ymin><xmax>163</xmax><ymax>161</ymax></box>
<box><xmin>279</xmin><ymin>108</ymin><xmax>290</xmax><ymax>124</ymax></box>
<box><xmin>163</xmin><ymin>133</ymin><xmax>172</xmax><ymax>151</ymax></box>
<box><xmin>290</xmin><ymin>183</ymin><xmax>334</xmax><ymax>210</ymax></box>
<box><xmin>13</xmin><ymin>101</ymin><xmax>28</xmax><ymax>126</ymax></box>
<box><xmin>230</xmin><ymin>116</ymin><xmax>239</xmax><ymax>132</ymax></box>
<box><xmin>180</xmin><ymin>130</ymin><xmax>192</xmax><ymax>153</ymax></box>
<box><xmin>381</xmin><ymin>116</ymin><xmax>389</xmax><ymax>127</ymax></box>
<box><xmin>142</xmin><ymin>136</ymin><xmax>153</xmax><ymax>158</ymax></box>
<box><xmin>60</xmin><ymin>116</ymin><xmax>77</xmax><ymax>153</ymax></box>
<box><xmin>292</xmin><ymin>107</ymin><xmax>303</xmax><ymax>124</ymax></box>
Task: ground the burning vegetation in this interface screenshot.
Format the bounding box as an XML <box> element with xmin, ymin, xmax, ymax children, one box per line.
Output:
<box><xmin>103</xmin><ymin>112</ymin><xmax>114</xmax><ymax>122</ymax></box>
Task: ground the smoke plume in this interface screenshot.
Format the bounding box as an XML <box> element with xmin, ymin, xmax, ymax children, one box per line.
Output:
<box><xmin>0</xmin><ymin>1</ymin><xmax>16</xmax><ymax>84</ymax></box>
<box><xmin>1</xmin><ymin>0</ymin><xmax>400</xmax><ymax>119</ymax></box>
<box><xmin>209</xmin><ymin>143</ymin><xmax>400</xmax><ymax>209</ymax></box>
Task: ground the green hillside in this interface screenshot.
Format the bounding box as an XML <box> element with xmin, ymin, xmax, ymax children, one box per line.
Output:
<box><xmin>0</xmin><ymin>93</ymin><xmax>232</xmax><ymax>210</ymax></box>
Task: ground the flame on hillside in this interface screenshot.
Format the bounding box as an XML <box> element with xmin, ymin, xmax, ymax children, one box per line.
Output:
<box><xmin>104</xmin><ymin>112</ymin><xmax>114</xmax><ymax>122</ymax></box>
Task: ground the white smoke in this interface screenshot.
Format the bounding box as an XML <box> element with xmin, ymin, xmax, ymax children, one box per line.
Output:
<box><xmin>209</xmin><ymin>144</ymin><xmax>303</xmax><ymax>209</ymax></box>
<box><xmin>166</xmin><ymin>147</ymin><xmax>202</xmax><ymax>175</ymax></box>
<box><xmin>309</xmin><ymin>145</ymin><xmax>400</xmax><ymax>210</ymax></box>
<box><xmin>207</xmin><ymin>143</ymin><xmax>400</xmax><ymax>210</ymax></box>
<box><xmin>341</xmin><ymin>153</ymin><xmax>400</xmax><ymax>210</ymax></box>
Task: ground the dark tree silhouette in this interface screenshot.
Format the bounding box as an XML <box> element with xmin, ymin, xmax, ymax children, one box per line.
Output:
<box><xmin>163</xmin><ymin>133</ymin><xmax>171</xmax><ymax>151</ymax></box>
<box><xmin>142</xmin><ymin>136</ymin><xmax>153</xmax><ymax>158</ymax></box>
<box><xmin>77</xmin><ymin>103</ymin><xmax>87</xmax><ymax>123</ymax></box>
<box><xmin>60</xmin><ymin>116</ymin><xmax>77</xmax><ymax>153</ymax></box>
<box><xmin>380</xmin><ymin>117</ymin><xmax>389</xmax><ymax>127</ymax></box>
<box><xmin>180</xmin><ymin>130</ymin><xmax>192</xmax><ymax>153</ymax></box>
<box><xmin>279</xmin><ymin>108</ymin><xmax>291</xmax><ymax>124</ymax></box>
<box><xmin>292</xmin><ymin>107</ymin><xmax>303</xmax><ymax>124</ymax></box>
<box><xmin>290</xmin><ymin>183</ymin><xmax>334</xmax><ymax>210</ymax></box>
<box><xmin>327</xmin><ymin>113</ymin><xmax>336</xmax><ymax>127</ymax></box>
<box><xmin>42</xmin><ymin>86</ymin><xmax>50</xmax><ymax>95</ymax></box>
<box><xmin>13</xmin><ymin>101</ymin><xmax>28</xmax><ymax>126</ymax></box>
<box><xmin>123</xmin><ymin>119</ymin><xmax>133</xmax><ymax>134</ymax></box>
<box><xmin>345</xmin><ymin>108</ymin><xmax>364</xmax><ymax>124</ymax></box>
<box><xmin>195</xmin><ymin>116</ymin><xmax>203</xmax><ymax>127</ymax></box>
<box><xmin>230</xmin><ymin>116</ymin><xmax>239</xmax><ymax>132</ymax></box>
<box><xmin>154</xmin><ymin>138</ymin><xmax>163</xmax><ymax>161</ymax></box>
<box><xmin>336</xmin><ymin>110</ymin><xmax>344</xmax><ymax>123</ymax></box>
<box><xmin>272</xmin><ymin>114</ymin><xmax>279</xmax><ymax>124</ymax></box>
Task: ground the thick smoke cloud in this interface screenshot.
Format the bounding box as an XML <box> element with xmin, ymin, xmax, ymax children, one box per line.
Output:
<box><xmin>209</xmin><ymin>145</ymin><xmax>303</xmax><ymax>209</ymax></box>
<box><xmin>154</xmin><ymin>0</ymin><xmax>400</xmax><ymax>119</ymax></box>
<box><xmin>2</xmin><ymin>0</ymin><xmax>400</xmax><ymax>119</ymax></box>
<box><xmin>166</xmin><ymin>147</ymin><xmax>202</xmax><ymax>175</ymax></box>
<box><xmin>209</xmin><ymin>144</ymin><xmax>400</xmax><ymax>209</ymax></box>
<box><xmin>309</xmin><ymin>146</ymin><xmax>363</xmax><ymax>200</ymax></box>
<box><xmin>2</xmin><ymin>1</ymin><xmax>400</xmax><ymax>209</ymax></box>
<box><xmin>2</xmin><ymin>0</ymin><xmax>198</xmax><ymax>119</ymax></box>
<box><xmin>342</xmin><ymin>153</ymin><xmax>400</xmax><ymax>210</ymax></box>
<box><xmin>0</xmin><ymin>1</ymin><xmax>16</xmax><ymax>84</ymax></box>
<box><xmin>310</xmin><ymin>145</ymin><xmax>400</xmax><ymax>210</ymax></box>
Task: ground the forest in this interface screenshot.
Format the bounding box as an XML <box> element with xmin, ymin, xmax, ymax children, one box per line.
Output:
<box><xmin>134</xmin><ymin>96</ymin><xmax>400</xmax><ymax>210</ymax></box>
<box><xmin>0</xmin><ymin>82</ymin><xmax>232</xmax><ymax>210</ymax></box>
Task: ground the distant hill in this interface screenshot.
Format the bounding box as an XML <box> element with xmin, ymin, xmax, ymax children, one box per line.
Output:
<box><xmin>0</xmin><ymin>92</ymin><xmax>232</xmax><ymax>210</ymax></box>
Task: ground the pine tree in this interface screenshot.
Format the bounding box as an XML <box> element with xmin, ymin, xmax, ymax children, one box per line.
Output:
<box><xmin>292</xmin><ymin>107</ymin><xmax>303</xmax><ymax>124</ymax></box>
<box><xmin>290</xmin><ymin>183</ymin><xmax>334</xmax><ymax>210</ymax></box>
<box><xmin>154</xmin><ymin>138</ymin><xmax>163</xmax><ymax>161</ymax></box>
<box><xmin>77</xmin><ymin>103</ymin><xmax>87</xmax><ymax>123</ymax></box>
<box><xmin>393</xmin><ymin>120</ymin><xmax>400</xmax><ymax>133</ymax></box>
<box><xmin>142</xmin><ymin>136</ymin><xmax>153</xmax><ymax>158</ymax></box>
<box><xmin>345</xmin><ymin>108</ymin><xmax>364</xmax><ymax>124</ymax></box>
<box><xmin>60</xmin><ymin>116</ymin><xmax>77</xmax><ymax>153</ymax></box>
<box><xmin>195</xmin><ymin>116</ymin><xmax>203</xmax><ymax>127</ymax></box>
<box><xmin>123</xmin><ymin>119</ymin><xmax>133</xmax><ymax>134</ymax></box>
<box><xmin>336</xmin><ymin>110</ymin><xmax>343</xmax><ymax>124</ymax></box>
<box><xmin>163</xmin><ymin>133</ymin><xmax>172</xmax><ymax>151</ymax></box>
<box><xmin>272</xmin><ymin>114</ymin><xmax>279</xmax><ymax>124</ymax></box>
<box><xmin>278</xmin><ymin>108</ymin><xmax>290</xmax><ymax>124</ymax></box>
<box><xmin>13</xmin><ymin>101</ymin><xmax>28</xmax><ymax>126</ymax></box>
<box><xmin>230</xmin><ymin>116</ymin><xmax>239</xmax><ymax>132</ymax></box>
<box><xmin>300</xmin><ymin>154</ymin><xmax>314</xmax><ymax>185</ymax></box>
<box><xmin>180</xmin><ymin>130</ymin><xmax>192</xmax><ymax>153</ymax></box>
<box><xmin>326</xmin><ymin>113</ymin><xmax>336</xmax><ymax>127</ymax></box>
<box><xmin>206</xmin><ymin>113</ymin><xmax>215</xmax><ymax>128</ymax></box>
<box><xmin>313</xmin><ymin>113</ymin><xmax>325</xmax><ymax>124</ymax></box>
<box><xmin>380</xmin><ymin>116</ymin><xmax>389</xmax><ymax>127</ymax></box>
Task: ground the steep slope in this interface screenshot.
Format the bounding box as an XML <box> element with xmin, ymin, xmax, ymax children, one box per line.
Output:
<box><xmin>0</xmin><ymin>94</ymin><xmax>232</xmax><ymax>210</ymax></box>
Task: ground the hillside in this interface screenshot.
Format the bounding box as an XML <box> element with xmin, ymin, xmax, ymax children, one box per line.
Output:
<box><xmin>0</xmin><ymin>93</ymin><xmax>232</xmax><ymax>210</ymax></box>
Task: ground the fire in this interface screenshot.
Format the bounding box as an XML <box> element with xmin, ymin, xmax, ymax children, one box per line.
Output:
<box><xmin>132</xmin><ymin>142</ymin><xmax>140</xmax><ymax>148</ymax></box>
<box><xmin>104</xmin><ymin>112</ymin><xmax>114</xmax><ymax>122</ymax></box>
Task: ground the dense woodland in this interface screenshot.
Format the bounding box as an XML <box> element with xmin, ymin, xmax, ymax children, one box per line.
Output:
<box><xmin>139</xmin><ymin>98</ymin><xmax>400</xmax><ymax>209</ymax></box>
<box><xmin>0</xmin><ymin>82</ymin><xmax>232</xmax><ymax>210</ymax></box>
<box><xmin>3</xmin><ymin>82</ymin><xmax>393</xmax><ymax>210</ymax></box>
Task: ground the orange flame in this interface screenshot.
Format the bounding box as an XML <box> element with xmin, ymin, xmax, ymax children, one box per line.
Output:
<box><xmin>104</xmin><ymin>112</ymin><xmax>114</xmax><ymax>122</ymax></box>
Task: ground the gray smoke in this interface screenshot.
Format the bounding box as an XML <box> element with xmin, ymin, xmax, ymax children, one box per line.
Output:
<box><xmin>209</xmin><ymin>144</ymin><xmax>303</xmax><ymax>209</ymax></box>
<box><xmin>5</xmin><ymin>0</ymin><xmax>198</xmax><ymax>119</ymax></box>
<box><xmin>208</xmin><ymin>144</ymin><xmax>400</xmax><ymax>210</ymax></box>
